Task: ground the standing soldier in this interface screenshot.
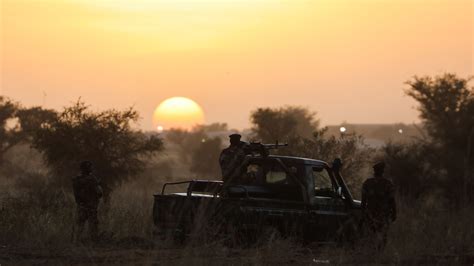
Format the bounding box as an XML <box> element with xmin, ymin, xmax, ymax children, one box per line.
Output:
<box><xmin>219</xmin><ymin>133</ymin><xmax>246</xmax><ymax>182</ymax></box>
<box><xmin>361</xmin><ymin>162</ymin><xmax>397</xmax><ymax>250</ymax></box>
<box><xmin>73</xmin><ymin>161</ymin><xmax>103</xmax><ymax>242</ymax></box>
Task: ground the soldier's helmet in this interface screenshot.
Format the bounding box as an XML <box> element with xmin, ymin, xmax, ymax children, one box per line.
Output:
<box><xmin>80</xmin><ymin>160</ymin><xmax>93</xmax><ymax>172</ymax></box>
<box><xmin>229</xmin><ymin>133</ymin><xmax>241</xmax><ymax>140</ymax></box>
<box><xmin>229</xmin><ymin>133</ymin><xmax>241</xmax><ymax>145</ymax></box>
<box><xmin>373</xmin><ymin>161</ymin><xmax>385</xmax><ymax>175</ymax></box>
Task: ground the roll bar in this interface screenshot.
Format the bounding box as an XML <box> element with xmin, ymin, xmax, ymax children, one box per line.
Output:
<box><xmin>161</xmin><ymin>180</ymin><xmax>223</xmax><ymax>196</ymax></box>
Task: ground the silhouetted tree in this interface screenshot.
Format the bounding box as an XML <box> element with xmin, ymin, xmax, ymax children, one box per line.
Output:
<box><xmin>33</xmin><ymin>101</ymin><xmax>163</xmax><ymax>196</ymax></box>
<box><xmin>165</xmin><ymin>124</ymin><xmax>225</xmax><ymax>177</ymax></box>
<box><xmin>165</xmin><ymin>128</ymin><xmax>207</xmax><ymax>164</ymax></box>
<box><xmin>382</xmin><ymin>141</ymin><xmax>440</xmax><ymax>199</ymax></box>
<box><xmin>250</xmin><ymin>106</ymin><xmax>319</xmax><ymax>142</ymax></box>
<box><xmin>405</xmin><ymin>73</ymin><xmax>474</xmax><ymax>204</ymax></box>
<box><xmin>0</xmin><ymin>97</ymin><xmax>20</xmax><ymax>163</ymax></box>
<box><xmin>0</xmin><ymin>97</ymin><xmax>56</xmax><ymax>164</ymax></box>
<box><xmin>197</xmin><ymin>123</ymin><xmax>228</xmax><ymax>132</ymax></box>
<box><xmin>16</xmin><ymin>107</ymin><xmax>57</xmax><ymax>139</ymax></box>
<box><xmin>284</xmin><ymin>129</ymin><xmax>374</xmax><ymax>197</ymax></box>
<box><xmin>190</xmin><ymin>137</ymin><xmax>223</xmax><ymax>178</ymax></box>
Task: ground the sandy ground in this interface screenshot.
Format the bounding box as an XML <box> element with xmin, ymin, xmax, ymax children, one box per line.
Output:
<box><xmin>1</xmin><ymin>243</ymin><xmax>473</xmax><ymax>266</ymax></box>
<box><xmin>0</xmin><ymin>245</ymin><xmax>314</xmax><ymax>265</ymax></box>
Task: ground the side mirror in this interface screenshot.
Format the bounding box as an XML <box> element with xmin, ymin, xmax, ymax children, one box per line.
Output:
<box><xmin>337</xmin><ymin>187</ymin><xmax>343</xmax><ymax>197</ymax></box>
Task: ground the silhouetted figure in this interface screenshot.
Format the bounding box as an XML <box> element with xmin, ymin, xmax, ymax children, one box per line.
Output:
<box><xmin>219</xmin><ymin>134</ymin><xmax>246</xmax><ymax>182</ymax></box>
<box><xmin>361</xmin><ymin>162</ymin><xmax>397</xmax><ymax>250</ymax></box>
<box><xmin>73</xmin><ymin>161</ymin><xmax>103</xmax><ymax>242</ymax></box>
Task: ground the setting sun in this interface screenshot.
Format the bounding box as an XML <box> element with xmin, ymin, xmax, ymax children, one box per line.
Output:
<box><xmin>153</xmin><ymin>97</ymin><xmax>205</xmax><ymax>131</ymax></box>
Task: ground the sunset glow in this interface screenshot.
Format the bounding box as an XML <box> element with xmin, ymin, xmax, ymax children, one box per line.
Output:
<box><xmin>72</xmin><ymin>0</ymin><xmax>282</xmax><ymax>52</ymax></box>
<box><xmin>1</xmin><ymin>0</ymin><xmax>472</xmax><ymax>129</ymax></box>
<box><xmin>153</xmin><ymin>97</ymin><xmax>205</xmax><ymax>131</ymax></box>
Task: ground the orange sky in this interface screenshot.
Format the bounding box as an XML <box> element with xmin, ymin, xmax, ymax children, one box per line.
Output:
<box><xmin>1</xmin><ymin>0</ymin><xmax>473</xmax><ymax>130</ymax></box>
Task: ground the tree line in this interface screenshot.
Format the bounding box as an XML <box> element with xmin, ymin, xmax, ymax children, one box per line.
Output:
<box><xmin>1</xmin><ymin>73</ymin><xmax>473</xmax><ymax>206</ymax></box>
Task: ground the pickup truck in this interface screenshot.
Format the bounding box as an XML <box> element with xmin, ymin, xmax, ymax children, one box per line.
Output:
<box><xmin>153</xmin><ymin>155</ymin><xmax>362</xmax><ymax>244</ymax></box>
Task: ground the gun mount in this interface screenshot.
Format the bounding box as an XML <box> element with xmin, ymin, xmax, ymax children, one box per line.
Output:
<box><xmin>242</xmin><ymin>141</ymin><xmax>288</xmax><ymax>157</ymax></box>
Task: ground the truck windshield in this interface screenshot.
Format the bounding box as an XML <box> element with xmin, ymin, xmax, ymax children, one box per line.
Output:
<box><xmin>313</xmin><ymin>167</ymin><xmax>334</xmax><ymax>195</ymax></box>
<box><xmin>240</xmin><ymin>161</ymin><xmax>298</xmax><ymax>186</ymax></box>
<box><xmin>229</xmin><ymin>159</ymin><xmax>304</xmax><ymax>201</ymax></box>
<box><xmin>265</xmin><ymin>164</ymin><xmax>295</xmax><ymax>184</ymax></box>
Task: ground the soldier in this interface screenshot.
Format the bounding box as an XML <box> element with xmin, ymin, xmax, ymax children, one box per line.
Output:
<box><xmin>72</xmin><ymin>161</ymin><xmax>103</xmax><ymax>242</ymax></box>
<box><xmin>361</xmin><ymin>162</ymin><xmax>397</xmax><ymax>250</ymax></box>
<box><xmin>219</xmin><ymin>133</ymin><xmax>247</xmax><ymax>182</ymax></box>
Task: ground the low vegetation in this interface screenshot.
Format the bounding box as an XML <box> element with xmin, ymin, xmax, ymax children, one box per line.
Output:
<box><xmin>1</xmin><ymin>171</ymin><xmax>473</xmax><ymax>264</ymax></box>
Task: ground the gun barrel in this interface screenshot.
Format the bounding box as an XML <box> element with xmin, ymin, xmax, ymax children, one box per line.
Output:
<box><xmin>262</xmin><ymin>143</ymin><xmax>288</xmax><ymax>149</ymax></box>
<box><xmin>243</xmin><ymin>142</ymin><xmax>288</xmax><ymax>157</ymax></box>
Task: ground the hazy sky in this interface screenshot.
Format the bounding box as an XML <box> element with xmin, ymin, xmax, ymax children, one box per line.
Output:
<box><xmin>1</xmin><ymin>0</ymin><xmax>473</xmax><ymax>130</ymax></box>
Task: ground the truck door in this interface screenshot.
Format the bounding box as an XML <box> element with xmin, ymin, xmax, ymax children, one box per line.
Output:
<box><xmin>307</xmin><ymin>166</ymin><xmax>348</xmax><ymax>241</ymax></box>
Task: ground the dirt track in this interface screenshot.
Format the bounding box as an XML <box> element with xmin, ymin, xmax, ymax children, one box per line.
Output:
<box><xmin>0</xmin><ymin>246</ymin><xmax>310</xmax><ymax>265</ymax></box>
<box><xmin>1</xmin><ymin>243</ymin><xmax>473</xmax><ymax>266</ymax></box>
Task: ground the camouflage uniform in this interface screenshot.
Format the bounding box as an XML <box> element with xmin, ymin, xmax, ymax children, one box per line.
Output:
<box><xmin>73</xmin><ymin>162</ymin><xmax>103</xmax><ymax>241</ymax></box>
<box><xmin>361</xmin><ymin>165</ymin><xmax>397</xmax><ymax>250</ymax></box>
<box><xmin>219</xmin><ymin>134</ymin><xmax>247</xmax><ymax>182</ymax></box>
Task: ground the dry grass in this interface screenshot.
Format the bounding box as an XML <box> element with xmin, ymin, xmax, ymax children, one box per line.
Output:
<box><xmin>1</xmin><ymin>172</ymin><xmax>473</xmax><ymax>265</ymax></box>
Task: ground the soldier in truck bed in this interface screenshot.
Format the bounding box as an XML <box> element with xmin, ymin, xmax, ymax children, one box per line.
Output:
<box><xmin>72</xmin><ymin>161</ymin><xmax>103</xmax><ymax>242</ymax></box>
<box><xmin>219</xmin><ymin>133</ymin><xmax>247</xmax><ymax>182</ymax></box>
<box><xmin>361</xmin><ymin>161</ymin><xmax>397</xmax><ymax>250</ymax></box>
